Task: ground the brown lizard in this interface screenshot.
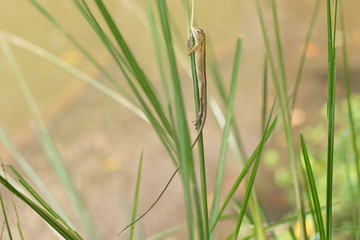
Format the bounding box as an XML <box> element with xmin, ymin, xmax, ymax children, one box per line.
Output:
<box><xmin>118</xmin><ymin>26</ymin><xmax>207</xmax><ymax>236</ymax></box>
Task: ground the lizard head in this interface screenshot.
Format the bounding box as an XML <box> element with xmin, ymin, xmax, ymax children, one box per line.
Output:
<box><xmin>191</xmin><ymin>27</ymin><xmax>205</xmax><ymax>43</ymax></box>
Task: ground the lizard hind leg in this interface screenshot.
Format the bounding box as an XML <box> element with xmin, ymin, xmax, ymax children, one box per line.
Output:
<box><xmin>192</xmin><ymin>111</ymin><xmax>203</xmax><ymax>130</ymax></box>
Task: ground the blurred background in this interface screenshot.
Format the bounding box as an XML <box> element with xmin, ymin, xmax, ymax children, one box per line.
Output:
<box><xmin>0</xmin><ymin>0</ymin><xmax>360</xmax><ymax>239</ymax></box>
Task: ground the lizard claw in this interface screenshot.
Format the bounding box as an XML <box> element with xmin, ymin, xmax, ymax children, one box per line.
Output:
<box><xmin>192</xmin><ymin>112</ymin><xmax>203</xmax><ymax>130</ymax></box>
<box><xmin>187</xmin><ymin>37</ymin><xmax>193</xmax><ymax>53</ymax></box>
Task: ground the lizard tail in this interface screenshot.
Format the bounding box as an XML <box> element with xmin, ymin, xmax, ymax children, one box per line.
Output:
<box><xmin>118</xmin><ymin>166</ymin><xmax>179</xmax><ymax>236</ymax></box>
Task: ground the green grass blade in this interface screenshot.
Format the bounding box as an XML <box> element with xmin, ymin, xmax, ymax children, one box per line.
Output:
<box><xmin>271</xmin><ymin>0</ymin><xmax>288</xmax><ymax>102</ymax></box>
<box><xmin>0</xmin><ymin>38</ymin><xmax>101</xmax><ymax>240</ymax></box>
<box><xmin>93</xmin><ymin>0</ymin><xmax>175</xmax><ymax>140</ymax></box>
<box><xmin>325</xmin><ymin>0</ymin><xmax>338</xmax><ymax>238</ymax></box>
<box><xmin>72</xmin><ymin>1</ymin><xmax>177</xmax><ymax>156</ymax></box>
<box><xmin>209</xmin><ymin>37</ymin><xmax>268</xmax><ymax>239</ymax></box>
<box><xmin>342</xmin><ymin>129</ymin><xmax>359</xmax><ymax>239</ymax></box>
<box><xmin>300</xmin><ymin>157</ymin><xmax>319</xmax><ymax>234</ymax></box>
<box><xmin>0</xmin><ymin>128</ymin><xmax>73</xmax><ymax>227</ymax></box>
<box><xmin>28</xmin><ymin>0</ymin><xmax>126</xmax><ymax>92</ymax></box>
<box><xmin>0</xmin><ymin>169</ymin><xmax>83</xmax><ymax>240</ymax></box>
<box><xmin>188</xmin><ymin>21</ymin><xmax>209</xmax><ymax>240</ymax></box>
<box><xmin>1</xmin><ymin>162</ymin><xmax>24</xmax><ymax>240</ymax></box>
<box><xmin>129</xmin><ymin>151</ymin><xmax>144</xmax><ymax>240</ymax></box>
<box><xmin>261</xmin><ymin>56</ymin><xmax>268</xmax><ymax>133</ymax></box>
<box><xmin>156</xmin><ymin>0</ymin><xmax>195</xmax><ymax>238</ymax></box>
<box><xmin>242</xmin><ymin>205</ymin><xmax>327</xmax><ymax>240</ymax></box>
<box><xmin>0</xmin><ymin>193</ymin><xmax>13</xmax><ymax>240</ymax></box>
<box><xmin>291</xmin><ymin>0</ymin><xmax>321</xmax><ymax>109</ymax></box>
<box><xmin>8</xmin><ymin>166</ymin><xmax>73</xmax><ymax>230</ymax></box>
<box><xmin>1</xmin><ymin>30</ymin><xmax>177</xmax><ymax>162</ymax></box>
<box><xmin>300</xmin><ymin>135</ymin><xmax>326</xmax><ymax>239</ymax></box>
<box><xmin>256</xmin><ymin>1</ymin><xmax>306</xmax><ymax>237</ymax></box>
<box><xmin>77</xmin><ymin>0</ymin><xmax>177</xmax><ymax>161</ymax></box>
<box><xmin>188</xmin><ymin>55</ymin><xmax>206</xmax><ymax>239</ymax></box>
<box><xmin>340</xmin><ymin>1</ymin><xmax>360</xmax><ymax>236</ymax></box>
<box><xmin>233</xmin><ymin>99</ymin><xmax>276</xmax><ymax>239</ymax></box>
<box><xmin>0</xmin><ymin>31</ymin><xmax>146</xmax><ymax>122</ymax></box>
<box><xmin>146</xmin><ymin>0</ymin><xmax>175</xmax><ymax>123</ymax></box>
<box><xmin>146</xmin><ymin>223</ymin><xmax>187</xmax><ymax>240</ymax></box>
<box><xmin>208</xmin><ymin>38</ymin><xmax>247</xmax><ymax>162</ymax></box>
<box><xmin>209</xmin><ymin>111</ymin><xmax>277</xmax><ymax>235</ymax></box>
<box><xmin>209</xmin><ymin>39</ymin><xmax>242</xmax><ymax>232</ymax></box>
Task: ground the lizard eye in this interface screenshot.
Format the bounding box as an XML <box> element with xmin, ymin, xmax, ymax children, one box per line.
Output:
<box><xmin>197</xmin><ymin>29</ymin><xmax>200</xmax><ymax>33</ymax></box>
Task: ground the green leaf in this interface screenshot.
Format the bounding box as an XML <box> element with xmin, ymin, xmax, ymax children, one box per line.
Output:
<box><xmin>300</xmin><ymin>135</ymin><xmax>326</xmax><ymax>240</ymax></box>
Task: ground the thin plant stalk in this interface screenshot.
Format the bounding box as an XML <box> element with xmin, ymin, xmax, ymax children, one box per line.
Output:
<box><xmin>209</xmin><ymin>39</ymin><xmax>242</xmax><ymax>238</ymax></box>
<box><xmin>156</xmin><ymin>0</ymin><xmax>197</xmax><ymax>238</ymax></box>
<box><xmin>300</xmin><ymin>135</ymin><xmax>326</xmax><ymax>239</ymax></box>
<box><xmin>129</xmin><ymin>151</ymin><xmax>144</xmax><ymax>240</ymax></box>
<box><xmin>339</xmin><ymin>1</ymin><xmax>360</xmax><ymax>237</ymax></box>
<box><xmin>255</xmin><ymin>1</ymin><xmax>307</xmax><ymax>238</ymax></box>
<box><xmin>325</xmin><ymin>0</ymin><xmax>338</xmax><ymax>238</ymax></box>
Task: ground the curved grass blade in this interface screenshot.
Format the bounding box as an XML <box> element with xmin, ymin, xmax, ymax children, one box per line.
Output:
<box><xmin>0</xmin><ymin>38</ymin><xmax>101</xmax><ymax>240</ymax></box>
<box><xmin>93</xmin><ymin>0</ymin><xmax>175</xmax><ymax>140</ymax></box>
<box><xmin>300</xmin><ymin>135</ymin><xmax>326</xmax><ymax>239</ymax></box>
<box><xmin>0</xmin><ymin>128</ymin><xmax>73</xmax><ymax>228</ymax></box>
<box><xmin>0</xmin><ymin>168</ymin><xmax>83</xmax><ymax>240</ymax></box>
<box><xmin>28</xmin><ymin>0</ymin><xmax>128</xmax><ymax>94</ymax></box>
<box><xmin>0</xmin><ymin>31</ymin><xmax>146</xmax><ymax>122</ymax></box>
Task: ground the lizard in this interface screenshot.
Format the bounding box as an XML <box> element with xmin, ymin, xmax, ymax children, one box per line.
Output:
<box><xmin>118</xmin><ymin>26</ymin><xmax>207</xmax><ymax>236</ymax></box>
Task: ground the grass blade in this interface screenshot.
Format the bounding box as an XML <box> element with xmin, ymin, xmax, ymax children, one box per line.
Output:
<box><xmin>0</xmin><ymin>167</ymin><xmax>83</xmax><ymax>240</ymax></box>
<box><xmin>261</xmin><ymin>56</ymin><xmax>268</xmax><ymax>133</ymax></box>
<box><xmin>271</xmin><ymin>0</ymin><xmax>288</xmax><ymax>101</ymax></box>
<box><xmin>0</xmin><ymin>128</ymin><xmax>73</xmax><ymax>227</ymax></box>
<box><xmin>209</xmin><ymin>39</ymin><xmax>242</xmax><ymax>233</ymax></box>
<box><xmin>207</xmin><ymin>38</ymin><xmax>247</xmax><ymax>162</ymax></box>
<box><xmin>210</xmin><ymin>115</ymin><xmax>277</xmax><ymax>232</ymax></box>
<box><xmin>28</xmin><ymin>0</ymin><xmax>127</xmax><ymax>93</ymax></box>
<box><xmin>1</xmin><ymin>161</ymin><xmax>24</xmax><ymax>240</ymax></box>
<box><xmin>0</xmin><ymin>38</ymin><xmax>100</xmax><ymax>240</ymax></box>
<box><xmin>0</xmin><ymin>193</ymin><xmax>13</xmax><ymax>240</ymax></box>
<box><xmin>93</xmin><ymin>0</ymin><xmax>174</xmax><ymax>140</ymax></box>
<box><xmin>156</xmin><ymin>0</ymin><xmax>195</xmax><ymax>238</ymax></box>
<box><xmin>291</xmin><ymin>0</ymin><xmax>321</xmax><ymax>108</ymax></box>
<box><xmin>233</xmin><ymin>99</ymin><xmax>276</xmax><ymax>239</ymax></box>
<box><xmin>300</xmin><ymin>135</ymin><xmax>326</xmax><ymax>239</ymax></box>
<box><xmin>339</xmin><ymin>1</ymin><xmax>360</xmax><ymax>237</ymax></box>
<box><xmin>146</xmin><ymin>0</ymin><xmax>174</xmax><ymax>123</ymax></box>
<box><xmin>342</xmin><ymin>129</ymin><xmax>359</xmax><ymax>239</ymax></box>
<box><xmin>146</xmin><ymin>224</ymin><xmax>187</xmax><ymax>240</ymax></box>
<box><xmin>256</xmin><ymin>1</ymin><xmax>307</xmax><ymax>237</ymax></box>
<box><xmin>129</xmin><ymin>151</ymin><xmax>144</xmax><ymax>240</ymax></box>
<box><xmin>325</xmin><ymin>0</ymin><xmax>338</xmax><ymax>238</ymax></box>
